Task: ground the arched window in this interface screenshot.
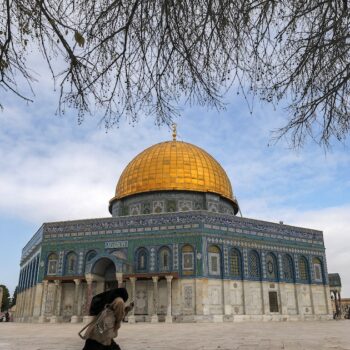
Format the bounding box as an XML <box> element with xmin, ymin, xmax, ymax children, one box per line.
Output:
<box><xmin>299</xmin><ymin>256</ymin><xmax>310</xmax><ymax>282</ymax></box>
<box><xmin>85</xmin><ymin>250</ymin><xmax>97</xmax><ymax>272</ymax></box>
<box><xmin>47</xmin><ymin>253</ymin><xmax>58</xmax><ymax>275</ymax></box>
<box><xmin>265</xmin><ymin>253</ymin><xmax>278</xmax><ymax>281</ymax></box>
<box><xmin>182</xmin><ymin>244</ymin><xmax>194</xmax><ymax>273</ymax></box>
<box><xmin>282</xmin><ymin>254</ymin><xmax>294</xmax><ymax>281</ymax></box>
<box><xmin>136</xmin><ymin>248</ymin><xmax>148</xmax><ymax>271</ymax></box>
<box><xmin>86</xmin><ymin>250</ymin><xmax>97</xmax><ymax>262</ymax></box>
<box><xmin>65</xmin><ymin>252</ymin><xmax>77</xmax><ymax>275</ymax></box>
<box><xmin>230</xmin><ymin>248</ymin><xmax>241</xmax><ymax>277</ymax></box>
<box><xmin>159</xmin><ymin>247</ymin><xmax>171</xmax><ymax>271</ymax></box>
<box><xmin>248</xmin><ymin>250</ymin><xmax>261</xmax><ymax>278</ymax></box>
<box><xmin>312</xmin><ymin>257</ymin><xmax>323</xmax><ymax>282</ymax></box>
<box><xmin>208</xmin><ymin>245</ymin><xmax>221</xmax><ymax>276</ymax></box>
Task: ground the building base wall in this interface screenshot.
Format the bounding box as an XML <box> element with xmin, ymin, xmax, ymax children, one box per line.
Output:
<box><xmin>13</xmin><ymin>279</ymin><xmax>333</xmax><ymax>323</ymax></box>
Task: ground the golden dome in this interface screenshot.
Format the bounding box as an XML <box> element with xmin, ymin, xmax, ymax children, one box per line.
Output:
<box><xmin>110</xmin><ymin>140</ymin><xmax>238</xmax><ymax>210</ymax></box>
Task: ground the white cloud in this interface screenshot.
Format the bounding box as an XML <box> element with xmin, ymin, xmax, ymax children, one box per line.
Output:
<box><xmin>0</xmin><ymin>113</ymin><xmax>171</xmax><ymax>222</ymax></box>
<box><xmin>243</xmin><ymin>204</ymin><xmax>350</xmax><ymax>296</ymax></box>
<box><xmin>290</xmin><ymin>206</ymin><xmax>350</xmax><ymax>297</ymax></box>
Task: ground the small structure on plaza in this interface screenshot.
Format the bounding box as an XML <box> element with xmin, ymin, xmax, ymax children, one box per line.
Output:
<box><xmin>329</xmin><ymin>273</ymin><xmax>349</xmax><ymax>319</ymax></box>
<box><xmin>329</xmin><ymin>273</ymin><xmax>342</xmax><ymax>319</ymax></box>
<box><xmin>15</xmin><ymin>130</ymin><xmax>332</xmax><ymax>323</ymax></box>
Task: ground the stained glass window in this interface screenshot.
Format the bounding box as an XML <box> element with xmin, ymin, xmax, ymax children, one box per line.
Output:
<box><xmin>65</xmin><ymin>252</ymin><xmax>77</xmax><ymax>275</ymax></box>
<box><xmin>140</xmin><ymin>255</ymin><xmax>145</xmax><ymax>268</ymax></box>
<box><xmin>163</xmin><ymin>252</ymin><xmax>168</xmax><ymax>268</ymax></box>
<box><xmin>282</xmin><ymin>254</ymin><xmax>294</xmax><ymax>281</ymax></box>
<box><xmin>182</xmin><ymin>245</ymin><xmax>194</xmax><ymax>271</ymax></box>
<box><xmin>299</xmin><ymin>256</ymin><xmax>309</xmax><ymax>281</ymax></box>
<box><xmin>208</xmin><ymin>245</ymin><xmax>221</xmax><ymax>275</ymax></box>
<box><xmin>137</xmin><ymin>248</ymin><xmax>148</xmax><ymax>271</ymax></box>
<box><xmin>47</xmin><ymin>253</ymin><xmax>58</xmax><ymax>275</ymax></box>
<box><xmin>266</xmin><ymin>253</ymin><xmax>277</xmax><ymax>280</ymax></box>
<box><xmin>230</xmin><ymin>249</ymin><xmax>241</xmax><ymax>276</ymax></box>
<box><xmin>159</xmin><ymin>247</ymin><xmax>171</xmax><ymax>271</ymax></box>
<box><xmin>249</xmin><ymin>250</ymin><xmax>260</xmax><ymax>278</ymax></box>
<box><xmin>312</xmin><ymin>257</ymin><xmax>323</xmax><ymax>282</ymax></box>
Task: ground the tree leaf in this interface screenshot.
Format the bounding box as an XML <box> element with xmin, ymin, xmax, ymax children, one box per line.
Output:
<box><xmin>74</xmin><ymin>31</ymin><xmax>85</xmax><ymax>47</ymax></box>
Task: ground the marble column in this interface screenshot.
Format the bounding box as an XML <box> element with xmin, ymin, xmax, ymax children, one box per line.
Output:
<box><xmin>83</xmin><ymin>277</ymin><xmax>94</xmax><ymax>324</ymax></box>
<box><xmin>71</xmin><ymin>279</ymin><xmax>81</xmax><ymax>323</ymax></box>
<box><xmin>165</xmin><ymin>275</ymin><xmax>173</xmax><ymax>323</ymax></box>
<box><xmin>128</xmin><ymin>277</ymin><xmax>136</xmax><ymax>323</ymax></box>
<box><xmin>38</xmin><ymin>280</ymin><xmax>49</xmax><ymax>323</ymax></box>
<box><xmin>50</xmin><ymin>280</ymin><xmax>61</xmax><ymax>323</ymax></box>
<box><xmin>151</xmin><ymin>276</ymin><xmax>159</xmax><ymax>323</ymax></box>
<box><xmin>77</xmin><ymin>280</ymin><xmax>83</xmax><ymax>318</ymax></box>
<box><xmin>56</xmin><ymin>280</ymin><xmax>63</xmax><ymax>315</ymax></box>
<box><xmin>85</xmin><ymin>278</ymin><xmax>93</xmax><ymax>314</ymax></box>
<box><xmin>116</xmin><ymin>273</ymin><xmax>124</xmax><ymax>287</ymax></box>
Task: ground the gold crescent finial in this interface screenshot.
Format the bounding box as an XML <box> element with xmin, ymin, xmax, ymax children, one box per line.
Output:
<box><xmin>172</xmin><ymin>123</ymin><xmax>177</xmax><ymax>141</ymax></box>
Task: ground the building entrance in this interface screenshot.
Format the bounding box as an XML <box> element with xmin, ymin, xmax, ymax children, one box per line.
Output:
<box><xmin>91</xmin><ymin>257</ymin><xmax>118</xmax><ymax>291</ymax></box>
<box><xmin>104</xmin><ymin>261</ymin><xmax>117</xmax><ymax>291</ymax></box>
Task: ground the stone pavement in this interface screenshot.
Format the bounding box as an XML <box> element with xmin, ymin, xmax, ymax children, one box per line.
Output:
<box><xmin>0</xmin><ymin>321</ymin><xmax>349</xmax><ymax>350</ymax></box>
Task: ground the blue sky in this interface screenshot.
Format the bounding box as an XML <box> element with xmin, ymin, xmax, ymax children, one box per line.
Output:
<box><xmin>0</xmin><ymin>64</ymin><xmax>349</xmax><ymax>299</ymax></box>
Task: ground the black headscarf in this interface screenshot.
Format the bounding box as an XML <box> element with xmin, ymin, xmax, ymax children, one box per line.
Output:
<box><xmin>89</xmin><ymin>288</ymin><xmax>129</xmax><ymax>316</ymax></box>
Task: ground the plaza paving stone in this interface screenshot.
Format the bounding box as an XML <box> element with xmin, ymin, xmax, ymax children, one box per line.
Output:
<box><xmin>0</xmin><ymin>321</ymin><xmax>349</xmax><ymax>350</ymax></box>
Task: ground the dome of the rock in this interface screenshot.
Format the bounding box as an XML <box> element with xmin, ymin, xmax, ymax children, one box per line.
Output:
<box><xmin>109</xmin><ymin>139</ymin><xmax>239</xmax><ymax>215</ymax></box>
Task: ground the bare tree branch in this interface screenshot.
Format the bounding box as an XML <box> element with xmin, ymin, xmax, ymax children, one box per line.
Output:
<box><xmin>0</xmin><ymin>0</ymin><xmax>349</xmax><ymax>147</ymax></box>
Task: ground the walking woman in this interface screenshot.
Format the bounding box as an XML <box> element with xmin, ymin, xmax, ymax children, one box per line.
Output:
<box><xmin>79</xmin><ymin>288</ymin><xmax>133</xmax><ymax>350</ymax></box>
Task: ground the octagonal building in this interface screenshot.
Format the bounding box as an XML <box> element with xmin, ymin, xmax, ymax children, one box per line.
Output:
<box><xmin>15</xmin><ymin>135</ymin><xmax>332</xmax><ymax>322</ymax></box>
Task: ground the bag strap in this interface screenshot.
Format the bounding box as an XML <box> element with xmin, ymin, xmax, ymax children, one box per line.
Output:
<box><xmin>78</xmin><ymin>304</ymin><xmax>113</xmax><ymax>340</ymax></box>
<box><xmin>78</xmin><ymin>313</ymin><xmax>101</xmax><ymax>340</ymax></box>
<box><xmin>95</xmin><ymin>306</ymin><xmax>116</xmax><ymax>335</ymax></box>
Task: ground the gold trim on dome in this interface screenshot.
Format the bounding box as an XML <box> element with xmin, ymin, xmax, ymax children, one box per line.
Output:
<box><xmin>110</xmin><ymin>141</ymin><xmax>237</xmax><ymax>207</ymax></box>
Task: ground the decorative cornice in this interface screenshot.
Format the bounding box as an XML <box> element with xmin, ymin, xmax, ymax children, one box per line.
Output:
<box><xmin>41</xmin><ymin>210</ymin><xmax>323</xmax><ymax>244</ymax></box>
<box><xmin>21</xmin><ymin>226</ymin><xmax>43</xmax><ymax>262</ymax></box>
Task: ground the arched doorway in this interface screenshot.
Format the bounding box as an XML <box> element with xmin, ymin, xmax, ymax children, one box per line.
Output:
<box><xmin>91</xmin><ymin>257</ymin><xmax>117</xmax><ymax>291</ymax></box>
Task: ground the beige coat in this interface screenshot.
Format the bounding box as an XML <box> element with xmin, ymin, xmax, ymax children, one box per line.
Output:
<box><xmin>80</xmin><ymin>297</ymin><xmax>132</xmax><ymax>346</ymax></box>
